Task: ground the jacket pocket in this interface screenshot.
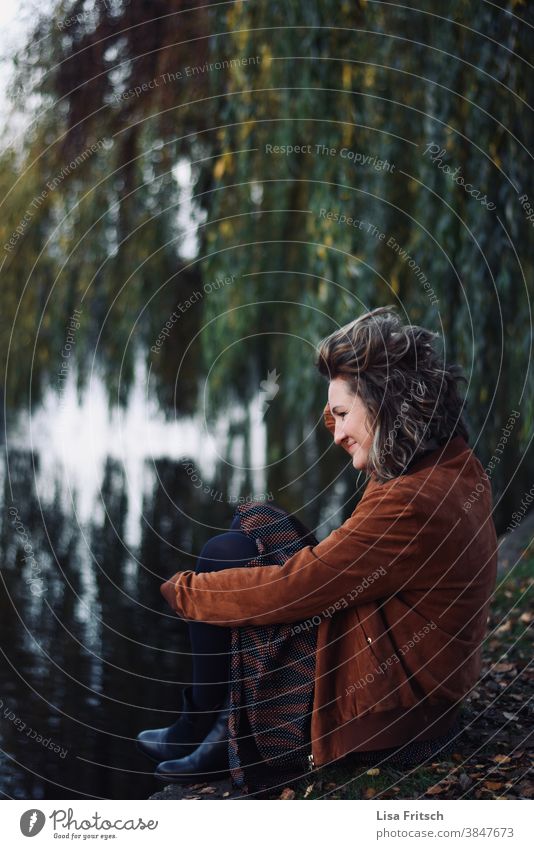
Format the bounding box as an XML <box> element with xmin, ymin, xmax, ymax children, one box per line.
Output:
<box><xmin>355</xmin><ymin>603</ymin><xmax>391</xmax><ymax>667</ymax></box>
<box><xmin>349</xmin><ymin>603</ymin><xmax>420</xmax><ymax>715</ymax></box>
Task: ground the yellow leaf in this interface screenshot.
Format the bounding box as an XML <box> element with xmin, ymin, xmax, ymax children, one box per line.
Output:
<box><xmin>366</xmin><ymin>768</ymin><xmax>380</xmax><ymax>776</ymax></box>
<box><xmin>260</xmin><ymin>45</ymin><xmax>273</xmax><ymax>68</ymax></box>
<box><xmin>213</xmin><ymin>153</ymin><xmax>232</xmax><ymax>180</ymax></box>
<box><xmin>220</xmin><ymin>220</ymin><xmax>233</xmax><ymax>238</ymax></box>
<box><xmin>239</xmin><ymin>120</ymin><xmax>255</xmax><ymax>142</ymax></box>
<box><xmin>364</xmin><ymin>66</ymin><xmax>375</xmax><ymax>88</ymax></box>
<box><xmin>213</xmin><ymin>158</ymin><xmax>225</xmax><ymax>180</ymax></box>
<box><xmin>342</xmin><ymin>63</ymin><xmax>352</xmax><ymax>90</ymax></box>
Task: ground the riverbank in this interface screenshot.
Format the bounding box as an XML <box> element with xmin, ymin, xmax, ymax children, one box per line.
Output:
<box><xmin>149</xmin><ymin>517</ymin><xmax>534</xmax><ymax>800</ymax></box>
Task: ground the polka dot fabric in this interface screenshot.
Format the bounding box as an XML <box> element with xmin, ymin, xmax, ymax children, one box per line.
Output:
<box><xmin>227</xmin><ymin>502</ymin><xmax>318</xmax><ymax>792</ymax></box>
<box><xmin>226</xmin><ymin>501</ymin><xmax>462</xmax><ymax>793</ymax></box>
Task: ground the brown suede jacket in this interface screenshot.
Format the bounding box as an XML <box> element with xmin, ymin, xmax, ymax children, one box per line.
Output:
<box><xmin>169</xmin><ymin>402</ymin><xmax>498</xmax><ymax>768</ymax></box>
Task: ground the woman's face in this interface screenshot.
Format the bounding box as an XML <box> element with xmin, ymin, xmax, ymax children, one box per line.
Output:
<box><xmin>328</xmin><ymin>377</ymin><xmax>374</xmax><ymax>470</ymax></box>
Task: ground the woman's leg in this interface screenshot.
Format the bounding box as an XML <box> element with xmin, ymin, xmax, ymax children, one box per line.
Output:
<box><xmin>188</xmin><ymin>522</ymin><xmax>259</xmax><ymax>711</ymax></box>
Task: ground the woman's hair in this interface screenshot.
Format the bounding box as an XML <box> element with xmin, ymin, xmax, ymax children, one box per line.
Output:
<box><xmin>315</xmin><ymin>305</ymin><xmax>469</xmax><ymax>482</ymax></box>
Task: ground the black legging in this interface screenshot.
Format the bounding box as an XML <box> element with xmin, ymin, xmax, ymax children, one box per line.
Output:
<box><xmin>188</xmin><ymin>513</ymin><xmax>260</xmax><ymax>710</ymax></box>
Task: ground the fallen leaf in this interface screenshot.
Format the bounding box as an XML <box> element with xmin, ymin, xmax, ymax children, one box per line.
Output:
<box><xmin>303</xmin><ymin>784</ymin><xmax>314</xmax><ymax>798</ymax></box>
<box><xmin>366</xmin><ymin>768</ymin><xmax>380</xmax><ymax>776</ymax></box>
<box><xmin>493</xmin><ymin>754</ymin><xmax>511</xmax><ymax>764</ymax></box>
<box><xmin>426</xmin><ymin>784</ymin><xmax>444</xmax><ymax>795</ymax></box>
<box><xmin>279</xmin><ymin>787</ymin><xmax>295</xmax><ymax>800</ymax></box>
<box><xmin>199</xmin><ymin>786</ymin><xmax>217</xmax><ymax>794</ymax></box>
<box><xmin>494</xmin><ymin>662</ymin><xmax>516</xmax><ymax>672</ymax></box>
<box><xmin>364</xmin><ymin>787</ymin><xmax>376</xmax><ymax>798</ymax></box>
<box><xmin>503</xmin><ymin>712</ymin><xmax>518</xmax><ymax>721</ymax></box>
<box><xmin>483</xmin><ymin>781</ymin><xmax>504</xmax><ymax>791</ymax></box>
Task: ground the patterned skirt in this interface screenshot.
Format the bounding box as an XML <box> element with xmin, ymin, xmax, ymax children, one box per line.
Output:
<box><xmin>227</xmin><ymin>501</ymin><xmax>319</xmax><ymax>793</ymax></box>
<box><xmin>227</xmin><ymin>501</ymin><xmax>463</xmax><ymax>794</ymax></box>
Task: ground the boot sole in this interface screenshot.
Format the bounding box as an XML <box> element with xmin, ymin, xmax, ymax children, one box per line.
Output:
<box><xmin>136</xmin><ymin>740</ymin><xmax>201</xmax><ymax>763</ymax></box>
<box><xmin>154</xmin><ymin>767</ymin><xmax>231</xmax><ymax>784</ymax></box>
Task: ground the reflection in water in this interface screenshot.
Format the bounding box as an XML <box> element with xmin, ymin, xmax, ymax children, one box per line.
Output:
<box><xmin>0</xmin><ymin>445</ymin><xmax>218</xmax><ymax>799</ymax></box>
<box><xmin>0</xmin><ymin>368</ymin><xmax>345</xmax><ymax>799</ymax></box>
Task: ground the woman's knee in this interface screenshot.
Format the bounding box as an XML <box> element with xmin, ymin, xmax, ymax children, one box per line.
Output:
<box><xmin>196</xmin><ymin>531</ymin><xmax>259</xmax><ymax>573</ymax></box>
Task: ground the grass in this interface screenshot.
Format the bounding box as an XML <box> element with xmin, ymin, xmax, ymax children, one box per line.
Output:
<box><xmin>261</xmin><ymin>553</ymin><xmax>534</xmax><ymax>800</ymax></box>
<box><xmin>152</xmin><ymin>552</ymin><xmax>533</xmax><ymax>800</ymax></box>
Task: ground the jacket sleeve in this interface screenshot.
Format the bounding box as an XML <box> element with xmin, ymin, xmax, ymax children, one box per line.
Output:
<box><xmin>172</xmin><ymin>486</ymin><xmax>421</xmax><ymax>626</ymax></box>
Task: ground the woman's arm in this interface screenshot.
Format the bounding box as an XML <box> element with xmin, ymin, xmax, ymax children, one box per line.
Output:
<box><xmin>162</xmin><ymin>485</ymin><xmax>422</xmax><ymax>626</ymax></box>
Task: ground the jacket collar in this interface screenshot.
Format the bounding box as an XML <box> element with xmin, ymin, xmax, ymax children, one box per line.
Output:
<box><xmin>403</xmin><ymin>435</ymin><xmax>469</xmax><ymax>476</ymax></box>
<box><xmin>368</xmin><ymin>435</ymin><xmax>469</xmax><ymax>485</ymax></box>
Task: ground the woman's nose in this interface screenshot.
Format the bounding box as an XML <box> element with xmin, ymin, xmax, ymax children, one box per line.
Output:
<box><xmin>334</xmin><ymin>421</ymin><xmax>346</xmax><ymax>446</ymax></box>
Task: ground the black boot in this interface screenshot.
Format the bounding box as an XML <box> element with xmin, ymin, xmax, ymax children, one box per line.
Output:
<box><xmin>136</xmin><ymin>686</ymin><xmax>224</xmax><ymax>762</ymax></box>
<box><xmin>154</xmin><ymin>697</ymin><xmax>231</xmax><ymax>783</ymax></box>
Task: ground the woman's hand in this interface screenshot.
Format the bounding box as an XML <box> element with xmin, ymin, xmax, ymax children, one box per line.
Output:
<box><xmin>160</xmin><ymin>573</ymin><xmax>181</xmax><ymax>612</ymax></box>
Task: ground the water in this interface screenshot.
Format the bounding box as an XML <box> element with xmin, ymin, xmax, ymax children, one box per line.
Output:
<box><xmin>0</xmin><ymin>356</ymin><xmax>349</xmax><ymax>799</ymax></box>
<box><xmin>0</xmin><ymin>363</ymin><xmax>272</xmax><ymax>799</ymax></box>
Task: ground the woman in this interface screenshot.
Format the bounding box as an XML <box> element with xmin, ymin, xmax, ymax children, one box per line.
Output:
<box><xmin>138</xmin><ymin>305</ymin><xmax>498</xmax><ymax>793</ymax></box>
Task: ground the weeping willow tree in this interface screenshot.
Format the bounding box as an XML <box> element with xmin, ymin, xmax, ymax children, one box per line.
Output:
<box><xmin>201</xmin><ymin>0</ymin><xmax>534</xmax><ymax>528</ymax></box>
<box><xmin>2</xmin><ymin>0</ymin><xmax>216</xmax><ymax>413</ymax></box>
<box><xmin>1</xmin><ymin>0</ymin><xmax>532</xmax><ymax>530</ymax></box>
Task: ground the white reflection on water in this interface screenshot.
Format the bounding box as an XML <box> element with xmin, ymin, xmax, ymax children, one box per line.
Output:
<box><xmin>7</xmin><ymin>355</ymin><xmax>268</xmax><ymax>551</ymax></box>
